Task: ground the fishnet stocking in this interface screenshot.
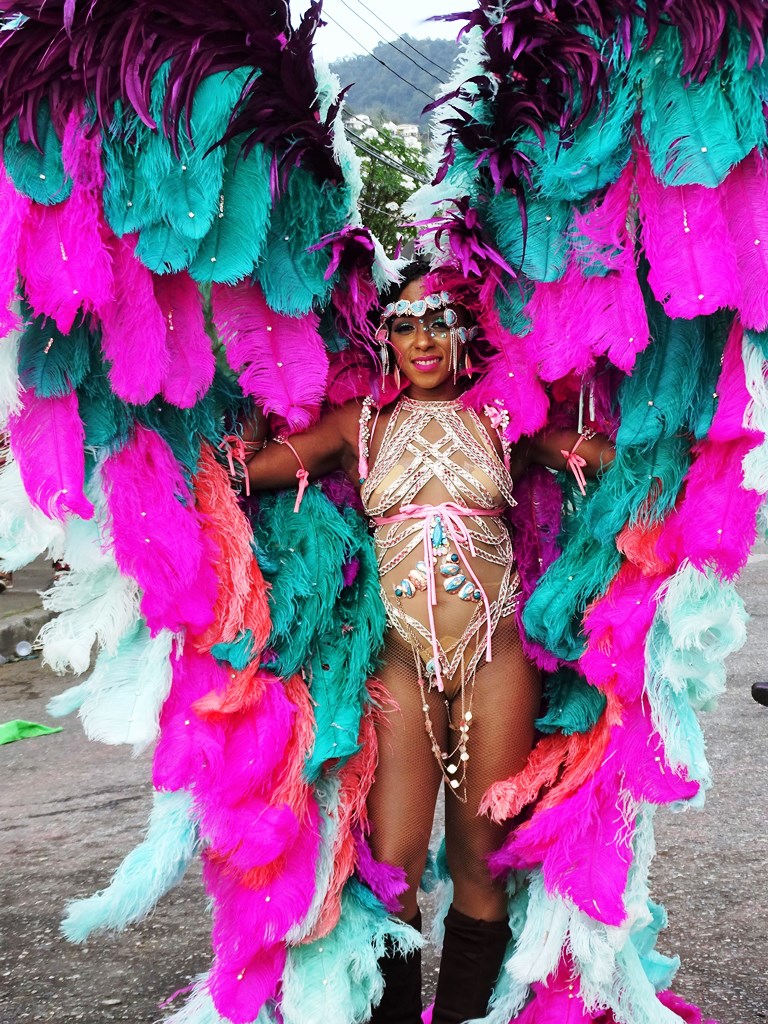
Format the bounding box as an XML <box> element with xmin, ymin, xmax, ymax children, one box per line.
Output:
<box><xmin>367</xmin><ymin>619</ymin><xmax>541</xmax><ymax>923</ymax></box>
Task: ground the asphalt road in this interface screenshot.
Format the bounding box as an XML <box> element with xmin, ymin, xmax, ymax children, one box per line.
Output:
<box><xmin>1</xmin><ymin>555</ymin><xmax>766</xmax><ymax>1024</ymax></box>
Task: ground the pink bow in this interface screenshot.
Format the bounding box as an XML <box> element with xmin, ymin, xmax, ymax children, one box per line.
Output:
<box><xmin>219</xmin><ymin>435</ymin><xmax>250</xmax><ymax>496</ymax></box>
<box><xmin>562</xmin><ymin>435</ymin><xmax>588</xmax><ymax>496</ymax></box>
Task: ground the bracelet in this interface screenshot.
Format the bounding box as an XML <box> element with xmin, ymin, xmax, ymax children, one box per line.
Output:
<box><xmin>275</xmin><ymin>437</ymin><xmax>310</xmax><ymax>513</ymax></box>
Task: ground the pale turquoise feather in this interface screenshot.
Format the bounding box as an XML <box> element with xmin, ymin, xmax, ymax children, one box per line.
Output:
<box><xmin>164</xmin><ymin>977</ymin><xmax>275</xmax><ymax>1024</ymax></box>
<box><xmin>75</xmin><ymin>622</ymin><xmax>174</xmax><ymax>751</ymax></box>
<box><xmin>285</xmin><ymin>775</ymin><xmax>343</xmax><ymax>943</ymax></box>
<box><xmin>0</xmin><ymin>457</ymin><xmax>66</xmax><ymax>570</ymax></box>
<box><xmin>281</xmin><ymin>881</ymin><xmax>421</xmax><ymax>1024</ymax></box>
<box><xmin>0</xmin><ymin>326</ymin><xmax>22</xmax><ymax>424</ymax></box>
<box><xmin>61</xmin><ymin>790</ymin><xmax>199</xmax><ymax>942</ymax></box>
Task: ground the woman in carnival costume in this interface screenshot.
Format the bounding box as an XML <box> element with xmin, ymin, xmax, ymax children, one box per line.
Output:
<box><xmin>1</xmin><ymin>1</ymin><xmax>768</xmax><ymax>1023</ymax></box>
<box><xmin>244</xmin><ymin>259</ymin><xmax>614</xmax><ymax>1023</ymax></box>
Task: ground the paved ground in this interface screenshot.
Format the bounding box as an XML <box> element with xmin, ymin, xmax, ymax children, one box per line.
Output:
<box><xmin>0</xmin><ymin>555</ymin><xmax>766</xmax><ymax>1024</ymax></box>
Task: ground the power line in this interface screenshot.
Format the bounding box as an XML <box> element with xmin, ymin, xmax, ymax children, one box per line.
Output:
<box><xmin>331</xmin><ymin>0</ymin><xmax>446</xmax><ymax>85</ymax></box>
<box><xmin>346</xmin><ymin>0</ymin><xmax>453</xmax><ymax>77</ymax></box>
<box><xmin>321</xmin><ymin>10</ymin><xmax>436</xmax><ymax>104</ymax></box>
<box><xmin>346</xmin><ymin>128</ymin><xmax>429</xmax><ymax>184</ymax></box>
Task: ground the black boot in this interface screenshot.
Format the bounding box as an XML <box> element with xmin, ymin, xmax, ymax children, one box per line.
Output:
<box><xmin>370</xmin><ymin>910</ymin><xmax>423</xmax><ymax>1024</ymax></box>
<box><xmin>432</xmin><ymin>906</ymin><xmax>511</xmax><ymax>1024</ymax></box>
<box><xmin>752</xmin><ymin>682</ymin><xmax>768</xmax><ymax>707</ymax></box>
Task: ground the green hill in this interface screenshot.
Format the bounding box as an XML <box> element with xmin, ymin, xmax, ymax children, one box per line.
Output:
<box><xmin>330</xmin><ymin>36</ymin><xmax>458</xmax><ymax>125</ymax></box>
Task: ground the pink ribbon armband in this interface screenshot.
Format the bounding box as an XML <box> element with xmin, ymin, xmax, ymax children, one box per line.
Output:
<box><xmin>562</xmin><ymin>434</ymin><xmax>589</xmax><ymax>496</ymax></box>
<box><xmin>276</xmin><ymin>437</ymin><xmax>310</xmax><ymax>512</ymax></box>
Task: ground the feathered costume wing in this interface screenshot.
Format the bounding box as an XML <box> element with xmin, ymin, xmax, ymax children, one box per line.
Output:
<box><xmin>0</xmin><ymin>2</ymin><xmax>766</xmax><ymax>1023</ymax></box>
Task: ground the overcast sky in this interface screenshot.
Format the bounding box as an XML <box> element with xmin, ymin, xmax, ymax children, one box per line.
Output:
<box><xmin>298</xmin><ymin>0</ymin><xmax>469</xmax><ymax>62</ymax></box>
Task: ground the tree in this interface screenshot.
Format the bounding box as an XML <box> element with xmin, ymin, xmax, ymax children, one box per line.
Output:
<box><xmin>353</xmin><ymin>126</ymin><xmax>428</xmax><ymax>257</ymax></box>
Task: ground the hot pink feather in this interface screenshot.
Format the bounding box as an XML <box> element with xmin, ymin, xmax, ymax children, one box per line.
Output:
<box><xmin>8</xmin><ymin>387</ymin><xmax>94</xmax><ymax>520</ymax></box>
<box><xmin>674</xmin><ymin>437</ymin><xmax>762</xmax><ymax>580</ymax></box>
<box><xmin>153</xmin><ymin>645</ymin><xmax>230</xmax><ymax>793</ymax></box>
<box><xmin>571</xmin><ymin>161</ymin><xmax>634</xmax><ymax>273</ymax></box>
<box><xmin>98</xmin><ymin>235</ymin><xmax>169</xmax><ymax>404</ymax></box>
<box><xmin>154</xmin><ymin>272</ymin><xmax>216</xmax><ymax>408</ymax></box>
<box><xmin>707</xmin><ymin>318</ymin><xmax>758</xmax><ymax>443</ymax></box>
<box><xmin>0</xmin><ymin>169</ymin><xmax>29</xmax><ymax>334</ymax></box>
<box><xmin>526</xmin><ymin>256</ymin><xmax>650</xmax><ymax>381</ymax></box>
<box><xmin>636</xmin><ymin>145</ymin><xmax>739</xmax><ymax>319</ymax></box>
<box><xmin>102</xmin><ymin>425</ymin><xmax>218</xmax><ymax>634</ymax></box>
<box><xmin>514</xmin><ymin>958</ymin><xmax>594</xmax><ymax>1024</ymax></box>
<box><xmin>721</xmin><ymin>149</ymin><xmax>768</xmax><ymax>331</ymax></box>
<box><xmin>461</xmin><ymin>307</ymin><xmax>549</xmax><ymax>441</ymax></box>
<box><xmin>18</xmin><ymin>120</ymin><xmax>113</xmax><ymax>333</ymax></box>
<box><xmin>211</xmin><ymin>281</ymin><xmax>329</xmax><ymax>431</ymax></box>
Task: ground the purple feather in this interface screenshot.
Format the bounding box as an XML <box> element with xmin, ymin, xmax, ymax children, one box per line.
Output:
<box><xmin>8</xmin><ymin>386</ymin><xmax>94</xmax><ymax>520</ymax></box>
<box><xmin>353</xmin><ymin>828</ymin><xmax>407</xmax><ymax>914</ymax></box>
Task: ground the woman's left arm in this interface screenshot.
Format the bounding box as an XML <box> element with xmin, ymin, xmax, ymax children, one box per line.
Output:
<box><xmin>527</xmin><ymin>429</ymin><xmax>615</xmax><ymax>478</ymax></box>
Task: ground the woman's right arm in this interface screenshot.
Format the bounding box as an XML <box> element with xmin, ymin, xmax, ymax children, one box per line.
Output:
<box><xmin>246</xmin><ymin>403</ymin><xmax>359</xmax><ymax>491</ymax></box>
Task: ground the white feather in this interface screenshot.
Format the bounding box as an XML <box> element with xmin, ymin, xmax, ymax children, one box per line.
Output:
<box><xmin>505</xmin><ymin>870</ymin><xmax>569</xmax><ymax>985</ymax></box>
<box><xmin>38</xmin><ymin>564</ymin><xmax>140</xmax><ymax>674</ymax></box>
<box><xmin>78</xmin><ymin>623</ymin><xmax>174</xmax><ymax>751</ymax></box>
<box><xmin>0</xmin><ymin>456</ymin><xmax>66</xmax><ymax>569</ymax></box>
<box><xmin>0</xmin><ymin>326</ymin><xmax>22</xmax><ymax>425</ymax></box>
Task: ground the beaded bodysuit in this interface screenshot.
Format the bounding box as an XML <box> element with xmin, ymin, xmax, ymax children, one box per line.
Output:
<box><xmin>360</xmin><ymin>396</ymin><xmax>520</xmax><ymax>698</ymax></box>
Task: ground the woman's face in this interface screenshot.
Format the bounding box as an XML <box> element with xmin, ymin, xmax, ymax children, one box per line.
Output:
<box><xmin>388</xmin><ymin>278</ymin><xmax>458</xmax><ymax>395</ymax></box>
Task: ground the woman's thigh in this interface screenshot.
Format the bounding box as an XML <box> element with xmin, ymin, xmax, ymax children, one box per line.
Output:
<box><xmin>366</xmin><ymin>631</ymin><xmax>449</xmax><ymax>918</ymax></box>
<box><xmin>444</xmin><ymin>615</ymin><xmax>542</xmax><ymax>919</ymax></box>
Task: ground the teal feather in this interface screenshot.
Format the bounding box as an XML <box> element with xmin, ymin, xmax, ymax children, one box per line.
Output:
<box><xmin>257</xmin><ymin>169</ymin><xmax>350</xmax><ymax>314</ymax></box>
<box><xmin>144</xmin><ymin>69</ymin><xmax>251</xmax><ymax>242</ymax></box>
<box><xmin>615</xmin><ymin>306</ymin><xmax>707</xmax><ymax>449</ymax></box>
<box><xmin>18</xmin><ymin>306</ymin><xmax>92</xmax><ymax>398</ymax></box>
<box><xmin>485</xmin><ymin>190</ymin><xmax>571</xmax><ymax>283</ymax></box>
<box><xmin>102</xmin><ymin>107</ymin><xmax>163</xmax><ymax>237</ymax></box>
<box><xmin>747</xmin><ymin>327</ymin><xmax>768</xmax><ymax>361</ymax></box>
<box><xmin>3</xmin><ymin>102</ymin><xmax>72</xmax><ymax>205</ymax></box>
<box><xmin>586</xmin><ymin>435</ymin><xmax>691</xmax><ymax>542</ymax></box>
<box><xmin>133</xmin><ymin>372</ymin><xmax>231</xmax><ymax>477</ymax></box>
<box><xmin>76</xmin><ymin>341</ymin><xmax>134</xmax><ymax>451</ymax></box>
<box><xmin>304</xmin><ymin>509</ymin><xmax>385</xmax><ymax>779</ymax></box>
<box><xmin>211</xmin><ymin>629</ymin><xmax>255</xmax><ymax>671</ymax></box>
<box><xmin>688</xmin><ymin>310</ymin><xmax>731</xmax><ymax>439</ymax></box>
<box><xmin>61</xmin><ymin>790</ymin><xmax>198</xmax><ymax>942</ymax></box>
<box><xmin>526</xmin><ymin>54</ymin><xmax>636</xmax><ymax>202</ymax></box>
<box><xmin>189</xmin><ymin>140</ymin><xmax>273</xmax><ymax>284</ymax></box>
<box><xmin>134</xmin><ymin>220</ymin><xmax>202</xmax><ymax>275</ymax></box>
<box><xmin>640</xmin><ymin>26</ymin><xmax>765</xmax><ymax>187</ymax></box>
<box><xmin>253</xmin><ymin>487</ymin><xmax>352</xmax><ymax>677</ymax></box>
<box><xmin>523</xmin><ymin>512</ymin><xmax>622</xmax><ymax>663</ymax></box>
<box><xmin>495</xmin><ymin>278</ymin><xmax>532</xmax><ymax>336</ymax></box>
<box><xmin>536</xmin><ymin>667</ymin><xmax>607</xmax><ymax>736</ymax></box>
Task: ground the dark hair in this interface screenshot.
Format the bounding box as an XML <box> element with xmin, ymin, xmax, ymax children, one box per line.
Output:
<box><xmin>379</xmin><ymin>258</ymin><xmax>432</xmax><ymax>309</ymax></box>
